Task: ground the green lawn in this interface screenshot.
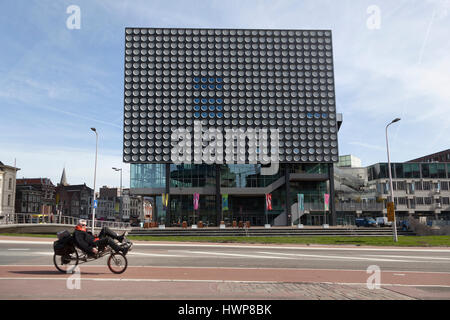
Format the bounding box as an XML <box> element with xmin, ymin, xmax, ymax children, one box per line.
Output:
<box><xmin>1</xmin><ymin>233</ymin><xmax>449</xmax><ymax>247</ymax></box>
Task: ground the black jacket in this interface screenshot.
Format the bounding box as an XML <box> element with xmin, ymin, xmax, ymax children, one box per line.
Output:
<box><xmin>73</xmin><ymin>229</ymin><xmax>96</xmax><ymax>253</ymax></box>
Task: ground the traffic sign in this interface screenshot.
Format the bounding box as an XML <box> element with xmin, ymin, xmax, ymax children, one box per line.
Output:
<box><xmin>93</xmin><ymin>200</ymin><xmax>98</xmax><ymax>209</ymax></box>
<box><xmin>387</xmin><ymin>202</ymin><xmax>395</xmax><ymax>222</ymax></box>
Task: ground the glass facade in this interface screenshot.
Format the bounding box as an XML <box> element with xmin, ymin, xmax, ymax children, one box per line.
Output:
<box><xmin>368</xmin><ymin>162</ymin><xmax>449</xmax><ymax>180</ymax></box>
<box><xmin>169</xmin><ymin>194</ymin><xmax>216</xmax><ymax>226</ymax></box>
<box><xmin>131</xmin><ymin>164</ymin><xmax>165</xmax><ymax>189</ymax></box>
<box><xmin>220</xmin><ymin>164</ymin><xmax>282</xmax><ymax>188</ymax></box>
<box><xmin>130</xmin><ymin>163</ymin><xmax>331</xmax><ymax>226</ymax></box>
<box><xmin>170</xmin><ymin>164</ymin><xmax>216</xmax><ymax>188</ymax></box>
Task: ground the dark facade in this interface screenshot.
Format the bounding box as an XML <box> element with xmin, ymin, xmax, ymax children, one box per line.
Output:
<box><xmin>15</xmin><ymin>178</ymin><xmax>56</xmax><ymax>214</ymax></box>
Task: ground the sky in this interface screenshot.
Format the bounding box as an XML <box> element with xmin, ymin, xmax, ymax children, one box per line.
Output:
<box><xmin>0</xmin><ymin>0</ymin><xmax>449</xmax><ymax>189</ymax></box>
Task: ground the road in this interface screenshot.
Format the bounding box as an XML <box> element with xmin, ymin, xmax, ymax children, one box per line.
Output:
<box><xmin>0</xmin><ymin>236</ymin><xmax>450</xmax><ymax>300</ymax></box>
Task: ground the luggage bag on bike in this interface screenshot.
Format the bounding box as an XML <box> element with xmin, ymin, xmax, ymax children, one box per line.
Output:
<box><xmin>53</xmin><ymin>230</ymin><xmax>75</xmax><ymax>256</ymax></box>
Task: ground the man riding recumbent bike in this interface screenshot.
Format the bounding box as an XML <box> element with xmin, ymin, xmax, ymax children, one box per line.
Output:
<box><xmin>53</xmin><ymin>219</ymin><xmax>133</xmax><ymax>274</ymax></box>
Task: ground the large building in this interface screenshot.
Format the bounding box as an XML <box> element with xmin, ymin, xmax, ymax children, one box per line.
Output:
<box><xmin>124</xmin><ymin>28</ymin><xmax>342</xmax><ymax>226</ymax></box>
<box><xmin>334</xmin><ymin>159</ymin><xmax>450</xmax><ymax>224</ymax></box>
<box><xmin>15</xmin><ymin>178</ymin><xmax>56</xmax><ymax>215</ymax></box>
<box><xmin>408</xmin><ymin>149</ymin><xmax>450</xmax><ymax>163</ymax></box>
<box><xmin>0</xmin><ymin>161</ymin><xmax>20</xmax><ymax>221</ymax></box>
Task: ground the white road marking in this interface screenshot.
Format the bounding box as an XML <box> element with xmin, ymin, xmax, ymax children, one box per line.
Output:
<box><xmin>128</xmin><ymin>252</ymin><xmax>189</xmax><ymax>258</ymax></box>
<box><xmin>258</xmin><ymin>251</ymin><xmax>424</xmax><ymax>263</ymax></box>
<box><xmin>7</xmin><ymin>249</ymin><xmax>30</xmax><ymax>251</ymax></box>
<box><xmin>129</xmin><ymin>243</ymin><xmax>450</xmax><ymax>253</ymax></box>
<box><xmin>188</xmin><ymin>251</ymin><xmax>297</xmax><ymax>260</ymax></box>
<box><xmin>2</xmin><ymin>240</ymin><xmax>450</xmax><ymax>253</ymax></box>
<box><xmin>362</xmin><ymin>255</ymin><xmax>450</xmax><ymax>261</ymax></box>
<box><xmin>0</xmin><ymin>277</ymin><xmax>449</xmax><ymax>288</ymax></box>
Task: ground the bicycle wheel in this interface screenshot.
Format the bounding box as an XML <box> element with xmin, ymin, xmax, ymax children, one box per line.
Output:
<box><xmin>107</xmin><ymin>252</ymin><xmax>128</xmax><ymax>274</ymax></box>
<box><xmin>53</xmin><ymin>249</ymin><xmax>79</xmax><ymax>273</ymax></box>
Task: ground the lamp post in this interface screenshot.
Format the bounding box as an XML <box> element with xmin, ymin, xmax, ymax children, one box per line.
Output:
<box><xmin>112</xmin><ymin>167</ymin><xmax>123</xmax><ymax>221</ymax></box>
<box><xmin>386</xmin><ymin>118</ymin><xmax>400</xmax><ymax>242</ymax></box>
<box><xmin>91</xmin><ymin>127</ymin><xmax>98</xmax><ymax>233</ymax></box>
<box><xmin>112</xmin><ymin>167</ymin><xmax>122</xmax><ymax>196</ymax></box>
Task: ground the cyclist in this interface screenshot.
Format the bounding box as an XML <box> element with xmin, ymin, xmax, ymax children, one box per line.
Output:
<box><xmin>73</xmin><ymin>219</ymin><xmax>129</xmax><ymax>256</ymax></box>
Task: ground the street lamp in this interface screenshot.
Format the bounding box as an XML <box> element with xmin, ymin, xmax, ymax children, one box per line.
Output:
<box><xmin>112</xmin><ymin>167</ymin><xmax>123</xmax><ymax>197</ymax></box>
<box><xmin>112</xmin><ymin>167</ymin><xmax>123</xmax><ymax>221</ymax></box>
<box><xmin>386</xmin><ymin>118</ymin><xmax>400</xmax><ymax>242</ymax></box>
<box><xmin>91</xmin><ymin>127</ymin><xmax>98</xmax><ymax>233</ymax></box>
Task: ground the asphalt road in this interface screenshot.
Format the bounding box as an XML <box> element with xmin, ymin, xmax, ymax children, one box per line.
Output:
<box><xmin>0</xmin><ymin>236</ymin><xmax>450</xmax><ymax>300</ymax></box>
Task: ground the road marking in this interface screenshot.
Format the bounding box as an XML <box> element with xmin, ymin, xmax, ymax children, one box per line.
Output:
<box><xmin>394</xmin><ymin>274</ymin><xmax>406</xmax><ymax>276</ymax></box>
<box><xmin>0</xmin><ymin>277</ymin><xmax>449</xmax><ymax>288</ymax></box>
<box><xmin>258</xmin><ymin>251</ymin><xmax>423</xmax><ymax>263</ymax></box>
<box><xmin>362</xmin><ymin>255</ymin><xmax>450</xmax><ymax>261</ymax></box>
<box><xmin>129</xmin><ymin>243</ymin><xmax>450</xmax><ymax>253</ymax></box>
<box><xmin>7</xmin><ymin>249</ymin><xmax>30</xmax><ymax>251</ymax></box>
<box><xmin>188</xmin><ymin>251</ymin><xmax>297</xmax><ymax>260</ymax></box>
<box><xmin>2</xmin><ymin>240</ymin><xmax>450</xmax><ymax>253</ymax></box>
<box><xmin>129</xmin><ymin>252</ymin><xmax>189</xmax><ymax>258</ymax></box>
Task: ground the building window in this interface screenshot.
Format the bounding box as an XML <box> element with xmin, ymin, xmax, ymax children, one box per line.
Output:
<box><xmin>7</xmin><ymin>195</ymin><xmax>11</xmax><ymax>206</ymax></box>
<box><xmin>399</xmin><ymin>181</ymin><xmax>406</xmax><ymax>190</ymax></box>
<box><xmin>414</xmin><ymin>181</ymin><xmax>423</xmax><ymax>191</ymax></box>
<box><xmin>423</xmin><ymin>181</ymin><xmax>431</xmax><ymax>190</ymax></box>
<box><xmin>8</xmin><ymin>178</ymin><xmax>12</xmax><ymax>190</ymax></box>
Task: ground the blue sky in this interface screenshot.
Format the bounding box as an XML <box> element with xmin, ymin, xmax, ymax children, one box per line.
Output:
<box><xmin>0</xmin><ymin>0</ymin><xmax>449</xmax><ymax>189</ymax></box>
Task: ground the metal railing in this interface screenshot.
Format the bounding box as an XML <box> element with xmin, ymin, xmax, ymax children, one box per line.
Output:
<box><xmin>0</xmin><ymin>213</ymin><xmax>131</xmax><ymax>230</ymax></box>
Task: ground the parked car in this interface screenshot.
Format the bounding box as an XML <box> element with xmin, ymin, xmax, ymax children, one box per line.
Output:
<box><xmin>355</xmin><ymin>217</ymin><xmax>378</xmax><ymax>227</ymax></box>
<box><xmin>376</xmin><ymin>217</ymin><xmax>392</xmax><ymax>227</ymax></box>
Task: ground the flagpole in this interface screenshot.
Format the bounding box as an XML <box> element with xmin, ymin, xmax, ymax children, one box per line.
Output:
<box><xmin>265</xmin><ymin>194</ymin><xmax>268</xmax><ymax>225</ymax></box>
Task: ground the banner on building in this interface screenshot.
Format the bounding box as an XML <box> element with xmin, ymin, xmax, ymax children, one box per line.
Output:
<box><xmin>324</xmin><ymin>193</ymin><xmax>330</xmax><ymax>211</ymax></box>
<box><xmin>266</xmin><ymin>194</ymin><xmax>272</xmax><ymax>211</ymax></box>
<box><xmin>298</xmin><ymin>194</ymin><xmax>304</xmax><ymax>212</ymax></box>
<box><xmin>193</xmin><ymin>193</ymin><xmax>200</xmax><ymax>211</ymax></box>
<box><xmin>222</xmin><ymin>194</ymin><xmax>229</xmax><ymax>211</ymax></box>
<box><xmin>162</xmin><ymin>193</ymin><xmax>168</xmax><ymax>210</ymax></box>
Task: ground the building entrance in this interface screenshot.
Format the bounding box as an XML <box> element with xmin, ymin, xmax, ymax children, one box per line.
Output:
<box><xmin>223</xmin><ymin>195</ymin><xmax>266</xmax><ymax>226</ymax></box>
